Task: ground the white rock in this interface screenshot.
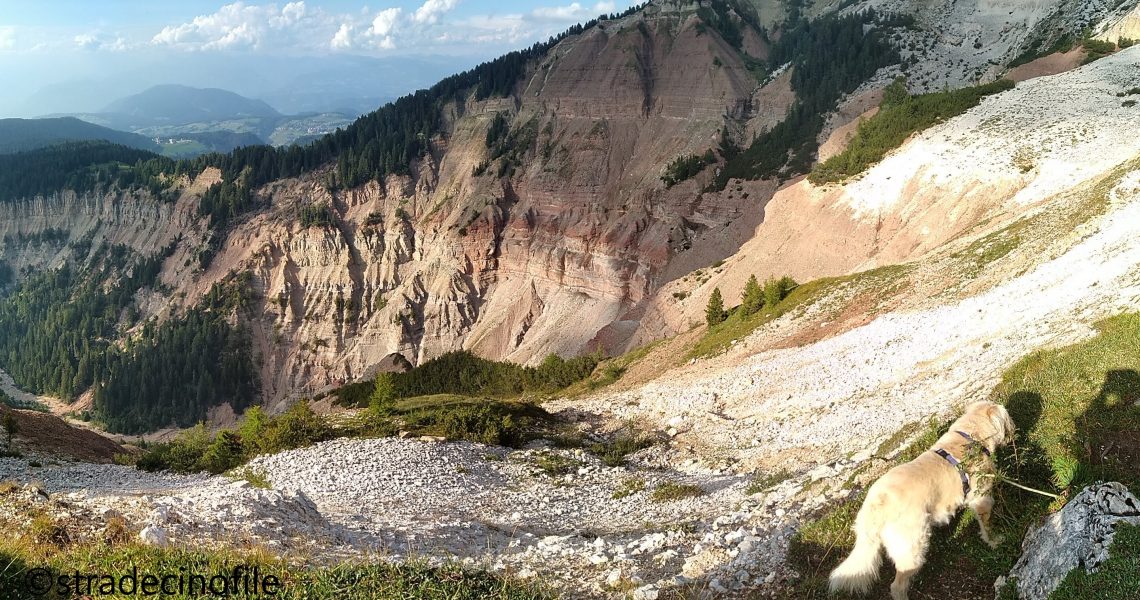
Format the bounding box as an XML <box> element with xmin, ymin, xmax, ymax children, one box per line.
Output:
<box><xmin>633</xmin><ymin>585</ymin><xmax>659</xmax><ymax>600</ymax></box>
<box><xmin>1006</xmin><ymin>483</ymin><xmax>1140</xmax><ymax>600</ymax></box>
<box><xmin>139</xmin><ymin>525</ymin><xmax>168</xmax><ymax>548</ymax></box>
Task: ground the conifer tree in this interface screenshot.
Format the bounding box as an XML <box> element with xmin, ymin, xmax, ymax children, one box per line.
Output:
<box><xmin>763</xmin><ymin>278</ymin><xmax>784</xmax><ymax>308</ymax></box>
<box><xmin>741</xmin><ymin>275</ymin><xmax>763</xmax><ymax>316</ymax></box>
<box><xmin>370</xmin><ymin>373</ymin><xmax>397</xmax><ymax>415</ymax></box>
<box><xmin>706</xmin><ymin>287</ymin><xmax>726</xmax><ymax>327</ymax></box>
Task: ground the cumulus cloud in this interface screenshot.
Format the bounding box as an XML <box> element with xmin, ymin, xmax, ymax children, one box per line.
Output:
<box><xmin>130</xmin><ymin>0</ymin><xmax>632</xmax><ymax>55</ymax></box>
<box><xmin>75</xmin><ymin>32</ymin><xmax>130</xmax><ymax>52</ymax></box>
<box><xmin>330</xmin><ymin>23</ymin><xmax>353</xmax><ymax>50</ymax></box>
<box><xmin>413</xmin><ymin>0</ymin><xmax>459</xmax><ymax>25</ymax></box>
<box><xmin>152</xmin><ymin>1</ymin><xmax>330</xmax><ymax>51</ymax></box>
<box><xmin>371</xmin><ymin>7</ymin><xmax>402</xmax><ymax>36</ymax></box>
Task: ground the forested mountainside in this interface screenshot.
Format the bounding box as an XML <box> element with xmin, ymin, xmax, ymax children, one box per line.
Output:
<box><xmin>0</xmin><ymin>117</ymin><xmax>159</xmax><ymax>154</ymax></box>
<box><xmin>0</xmin><ymin>0</ymin><xmax>1135</xmax><ymax>434</ymax></box>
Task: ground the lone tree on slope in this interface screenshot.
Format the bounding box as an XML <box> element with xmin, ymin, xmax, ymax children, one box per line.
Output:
<box><xmin>706</xmin><ymin>287</ymin><xmax>726</xmax><ymax>327</ymax></box>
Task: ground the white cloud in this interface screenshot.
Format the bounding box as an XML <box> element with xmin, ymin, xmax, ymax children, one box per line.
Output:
<box><xmin>371</xmin><ymin>7</ymin><xmax>401</xmax><ymax>37</ymax></box>
<box><xmin>454</xmin><ymin>1</ymin><xmax>627</xmax><ymax>46</ymax></box>
<box><xmin>152</xmin><ymin>1</ymin><xmax>330</xmax><ymax>51</ymax></box>
<box><xmin>532</xmin><ymin>2</ymin><xmax>618</xmax><ymax>20</ymax></box>
<box><xmin>73</xmin><ymin>32</ymin><xmax>130</xmax><ymax>52</ymax></box>
<box><xmin>281</xmin><ymin>1</ymin><xmax>307</xmax><ymax>24</ymax></box>
<box><xmin>330</xmin><ymin>23</ymin><xmax>353</xmax><ymax>50</ymax></box>
<box><xmin>413</xmin><ymin>0</ymin><xmax>459</xmax><ymax>25</ymax></box>
<box><xmin>102</xmin><ymin>0</ymin><xmax>634</xmax><ymax>56</ymax></box>
<box><xmin>0</xmin><ymin>27</ymin><xmax>15</xmax><ymax>51</ymax></box>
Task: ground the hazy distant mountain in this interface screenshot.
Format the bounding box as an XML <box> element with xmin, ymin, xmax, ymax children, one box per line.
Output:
<box><xmin>9</xmin><ymin>54</ymin><xmax>470</xmax><ymax>120</ymax></box>
<box><xmin>41</xmin><ymin>85</ymin><xmax>356</xmax><ymax>156</ymax></box>
<box><xmin>101</xmin><ymin>85</ymin><xmax>281</xmax><ymax>127</ymax></box>
<box><xmin>0</xmin><ymin>117</ymin><xmax>158</xmax><ymax>154</ymax></box>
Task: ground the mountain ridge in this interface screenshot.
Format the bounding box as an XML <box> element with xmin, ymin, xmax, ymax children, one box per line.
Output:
<box><xmin>0</xmin><ymin>116</ymin><xmax>159</xmax><ymax>154</ymax></box>
<box><xmin>101</xmin><ymin>84</ymin><xmax>281</xmax><ymax>125</ymax></box>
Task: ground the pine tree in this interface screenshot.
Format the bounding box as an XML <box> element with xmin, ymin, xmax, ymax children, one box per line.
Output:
<box><xmin>370</xmin><ymin>373</ymin><xmax>397</xmax><ymax>416</ymax></box>
<box><xmin>763</xmin><ymin>278</ymin><xmax>784</xmax><ymax>308</ymax></box>
<box><xmin>741</xmin><ymin>275</ymin><xmax>763</xmax><ymax>316</ymax></box>
<box><xmin>706</xmin><ymin>287</ymin><xmax>726</xmax><ymax>327</ymax></box>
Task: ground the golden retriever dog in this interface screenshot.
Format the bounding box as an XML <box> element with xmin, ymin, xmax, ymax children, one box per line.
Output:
<box><xmin>828</xmin><ymin>400</ymin><xmax>1016</xmax><ymax>600</ymax></box>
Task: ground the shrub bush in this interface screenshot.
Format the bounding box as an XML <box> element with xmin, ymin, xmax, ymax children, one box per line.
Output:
<box><xmin>661</xmin><ymin>151</ymin><xmax>716</xmax><ymax>187</ymax></box>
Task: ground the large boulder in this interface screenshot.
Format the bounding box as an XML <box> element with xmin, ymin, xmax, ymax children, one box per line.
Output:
<box><xmin>1001</xmin><ymin>482</ymin><xmax>1140</xmax><ymax>600</ymax></box>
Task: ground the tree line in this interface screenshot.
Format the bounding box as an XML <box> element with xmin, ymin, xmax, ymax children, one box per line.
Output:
<box><xmin>714</xmin><ymin>8</ymin><xmax>905</xmax><ymax>187</ymax></box>
<box><xmin>0</xmin><ymin>245</ymin><xmax>258</xmax><ymax>433</ymax></box>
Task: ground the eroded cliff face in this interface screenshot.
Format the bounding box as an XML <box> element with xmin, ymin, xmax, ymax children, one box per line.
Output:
<box><xmin>255</xmin><ymin>8</ymin><xmax>778</xmax><ymax>402</ymax></box>
<box><xmin>4</xmin><ymin>0</ymin><xmax>1136</xmax><ymax>411</ymax></box>
<box><xmin>32</xmin><ymin>5</ymin><xmax>773</xmax><ymax>406</ymax></box>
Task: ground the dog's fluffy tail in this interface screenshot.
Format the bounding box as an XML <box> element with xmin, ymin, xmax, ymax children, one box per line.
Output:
<box><xmin>828</xmin><ymin>495</ymin><xmax>885</xmax><ymax>595</ymax></box>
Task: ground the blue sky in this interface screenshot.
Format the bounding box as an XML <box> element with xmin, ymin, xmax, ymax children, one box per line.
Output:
<box><xmin>0</xmin><ymin>1</ymin><xmax>637</xmax><ymax>116</ymax></box>
<box><xmin>0</xmin><ymin>0</ymin><xmax>636</xmax><ymax>54</ymax></box>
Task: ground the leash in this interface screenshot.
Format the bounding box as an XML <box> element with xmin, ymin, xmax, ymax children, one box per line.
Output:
<box><xmin>975</xmin><ymin>472</ymin><xmax>1063</xmax><ymax>500</ymax></box>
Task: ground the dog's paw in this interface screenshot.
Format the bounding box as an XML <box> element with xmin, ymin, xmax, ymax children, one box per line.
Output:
<box><xmin>984</xmin><ymin>534</ymin><xmax>1005</xmax><ymax>549</ymax></box>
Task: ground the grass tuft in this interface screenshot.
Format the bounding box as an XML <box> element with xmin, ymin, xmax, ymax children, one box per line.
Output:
<box><xmin>650</xmin><ymin>481</ymin><xmax>705</xmax><ymax>503</ymax></box>
<box><xmin>612</xmin><ymin>478</ymin><xmax>647</xmax><ymax>500</ymax></box>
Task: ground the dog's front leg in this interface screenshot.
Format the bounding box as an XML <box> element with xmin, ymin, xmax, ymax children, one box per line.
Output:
<box><xmin>970</xmin><ymin>495</ymin><xmax>1003</xmax><ymax>548</ymax></box>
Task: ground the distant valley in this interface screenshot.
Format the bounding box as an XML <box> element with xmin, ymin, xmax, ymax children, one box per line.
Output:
<box><xmin>25</xmin><ymin>84</ymin><xmax>358</xmax><ymax>157</ymax></box>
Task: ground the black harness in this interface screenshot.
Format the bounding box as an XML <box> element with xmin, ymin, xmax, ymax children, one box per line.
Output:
<box><xmin>933</xmin><ymin>431</ymin><xmax>991</xmax><ymax>498</ymax></box>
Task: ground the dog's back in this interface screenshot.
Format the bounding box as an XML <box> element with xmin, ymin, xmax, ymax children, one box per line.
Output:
<box><xmin>828</xmin><ymin>462</ymin><xmax>955</xmax><ymax>594</ymax></box>
<box><xmin>829</xmin><ymin>401</ymin><xmax>1013</xmax><ymax>599</ymax></box>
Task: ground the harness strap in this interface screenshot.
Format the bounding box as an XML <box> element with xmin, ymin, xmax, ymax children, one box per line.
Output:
<box><xmin>934</xmin><ymin>448</ymin><xmax>971</xmax><ymax>497</ymax></box>
<box><xmin>955</xmin><ymin>430</ymin><xmax>991</xmax><ymax>456</ymax></box>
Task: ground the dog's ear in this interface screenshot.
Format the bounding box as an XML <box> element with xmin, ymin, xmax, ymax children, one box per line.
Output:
<box><xmin>987</xmin><ymin>404</ymin><xmax>1015</xmax><ymax>443</ymax></box>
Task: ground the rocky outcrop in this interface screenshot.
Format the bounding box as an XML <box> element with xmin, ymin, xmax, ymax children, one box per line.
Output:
<box><xmin>1000</xmin><ymin>482</ymin><xmax>1140</xmax><ymax>600</ymax></box>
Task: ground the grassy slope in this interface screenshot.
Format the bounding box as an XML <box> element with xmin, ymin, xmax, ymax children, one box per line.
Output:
<box><xmin>687</xmin><ymin>263</ymin><xmax>912</xmax><ymax>360</ymax></box>
<box><xmin>809</xmin><ymin>79</ymin><xmax>1016</xmax><ymax>185</ymax></box>
<box><xmin>777</xmin><ymin>313</ymin><xmax>1140</xmax><ymax>599</ymax></box>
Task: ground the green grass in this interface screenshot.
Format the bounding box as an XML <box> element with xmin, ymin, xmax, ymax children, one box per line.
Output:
<box><xmin>688</xmin><ymin>264</ymin><xmax>911</xmax><ymax>360</ymax></box>
<box><xmin>0</xmin><ymin>540</ymin><xmax>551</xmax><ymax>600</ymax></box>
<box><xmin>564</xmin><ymin>339</ymin><xmax>665</xmax><ymax>396</ymax></box>
<box><xmin>140</xmin><ymin>395</ymin><xmax>555</xmax><ymax>476</ymax></box>
<box><xmin>229</xmin><ymin>466</ymin><xmax>273</xmax><ymax>489</ymax></box>
<box><xmin>780</xmin><ymin>313</ymin><xmax>1140</xmax><ymax>598</ymax></box>
<box><xmin>157</xmin><ymin>140</ymin><xmax>211</xmax><ymax>158</ymax></box>
<box><xmin>612</xmin><ymin>477</ymin><xmax>647</xmax><ymax>500</ymax></box>
<box><xmin>951</xmin><ymin>223</ymin><xmax>1026</xmax><ymax>278</ymax></box>
<box><xmin>746</xmin><ymin>469</ymin><xmax>795</xmax><ymax>495</ymax></box>
<box><xmin>590</xmin><ymin>432</ymin><xmax>656</xmax><ymax>467</ymax></box>
<box><xmin>1049</xmin><ymin>524</ymin><xmax>1140</xmax><ymax>598</ymax></box>
<box><xmin>650</xmin><ymin>481</ymin><xmax>705</xmax><ymax>503</ymax></box>
<box><xmin>531</xmin><ymin>451</ymin><xmax>581</xmax><ymax>478</ymax></box>
<box><xmin>809</xmin><ymin>78</ymin><xmax>1015</xmax><ymax>185</ymax></box>
<box><xmin>686</xmin><ymin>280</ymin><xmax>819</xmax><ymax>359</ymax></box>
